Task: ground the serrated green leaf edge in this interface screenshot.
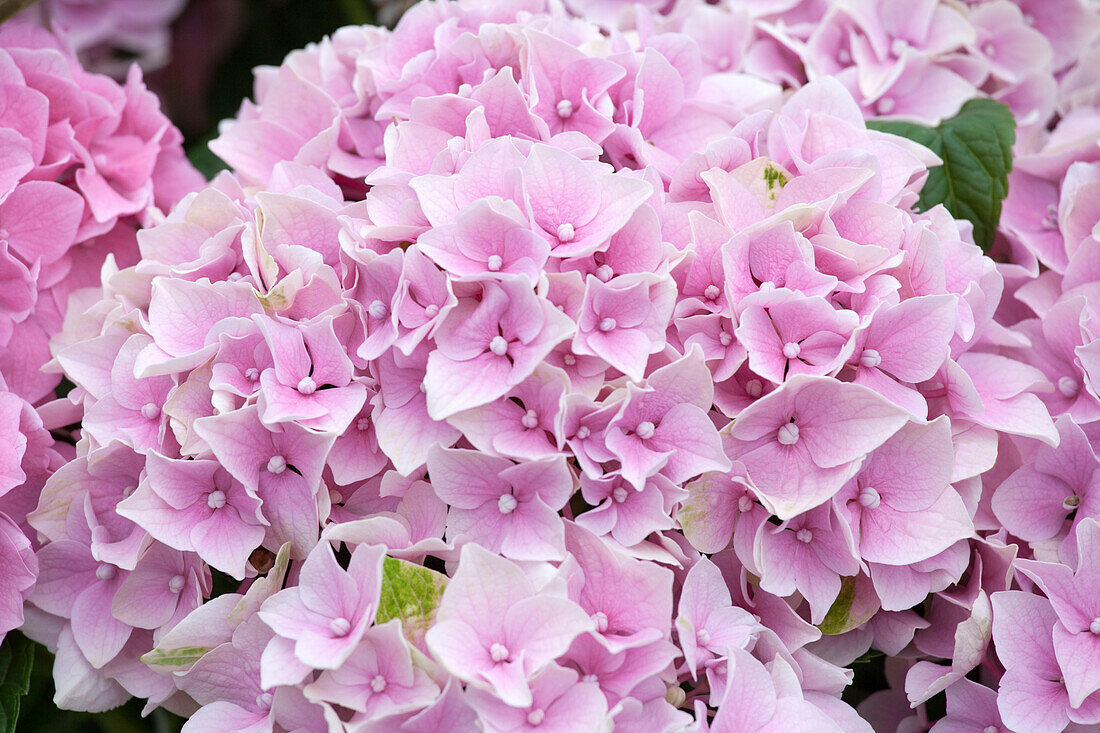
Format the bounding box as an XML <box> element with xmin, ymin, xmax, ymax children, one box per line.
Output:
<box><xmin>868</xmin><ymin>98</ymin><xmax>1015</xmax><ymax>250</ymax></box>
<box><xmin>375</xmin><ymin>557</ymin><xmax>448</xmax><ymax>638</ymax></box>
<box><xmin>0</xmin><ymin>633</ymin><xmax>35</xmax><ymax>733</ymax></box>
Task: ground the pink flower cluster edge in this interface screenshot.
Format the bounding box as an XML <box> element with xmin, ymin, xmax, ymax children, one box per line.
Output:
<box><xmin>3</xmin><ymin>1</ymin><xmax>1100</xmax><ymax>732</ymax></box>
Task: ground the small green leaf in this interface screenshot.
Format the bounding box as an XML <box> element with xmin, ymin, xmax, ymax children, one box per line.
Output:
<box><xmin>0</xmin><ymin>633</ymin><xmax>35</xmax><ymax>733</ymax></box>
<box><xmin>376</xmin><ymin>557</ymin><xmax>448</xmax><ymax>641</ymax></box>
<box><xmin>818</xmin><ymin>575</ymin><xmax>880</xmax><ymax>635</ymax></box>
<box><xmin>140</xmin><ymin>645</ymin><xmax>213</xmax><ymax>670</ymax></box>
<box><xmin>868</xmin><ymin>98</ymin><xmax>1016</xmax><ymax>250</ymax></box>
<box><xmin>186</xmin><ymin>137</ymin><xmax>229</xmax><ymax>181</ymax></box>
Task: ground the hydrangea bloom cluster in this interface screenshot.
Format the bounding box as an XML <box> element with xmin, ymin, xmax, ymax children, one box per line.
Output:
<box><xmin>12</xmin><ymin>0</ymin><xmax>1100</xmax><ymax>731</ymax></box>
<box><xmin>0</xmin><ymin>21</ymin><xmax>199</xmax><ymax>644</ymax></box>
<box><xmin>18</xmin><ymin>0</ymin><xmax>188</xmax><ymax>77</ymax></box>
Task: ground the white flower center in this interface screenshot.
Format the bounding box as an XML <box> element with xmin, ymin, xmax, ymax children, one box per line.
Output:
<box><xmin>635</xmin><ymin>421</ymin><xmax>656</xmax><ymax>440</ymax></box>
<box><xmin>424</xmin><ymin>303</ymin><xmax>440</xmax><ymax>318</ymax></box>
<box><xmin>357</xmin><ymin>417</ymin><xmax>371</xmax><ymax>431</ymax></box>
<box><xmin>593</xmin><ymin>611</ymin><xmax>609</xmax><ymax>633</ymax></box>
<box><xmin>267</xmin><ymin>455</ymin><xmax>287</xmax><ymax>474</ymax></box>
<box><xmin>777</xmin><ymin>423</ymin><xmax>800</xmax><ymax>445</ymax></box>
<box><xmin>490</xmin><ymin>642</ymin><xmax>509</xmax><ymax>662</ymax></box>
<box><xmin>245</xmin><ymin>367</ymin><xmax>260</xmax><ymax>382</ymax></box>
<box><xmin>719</xmin><ymin>332</ymin><xmax>733</xmax><ymax>346</ymax></box>
<box><xmin>563</xmin><ymin>353</ymin><xmax>577</xmax><ymax>366</ymax></box>
<box><xmin>521</xmin><ymin>409</ymin><xmax>539</xmax><ymax>429</ymax></box>
<box><xmin>1058</xmin><ymin>376</ymin><xmax>1079</xmax><ymax>397</ymax></box>
<box><xmin>595</xmin><ymin>264</ymin><xmax>614</xmax><ymax>282</ymax></box>
<box><xmin>858</xmin><ymin>486</ymin><xmax>881</xmax><ymax>509</ymax></box>
<box><xmin>168</xmin><ymin>575</ymin><xmax>185</xmax><ymax>594</ymax></box>
<box><xmin>745</xmin><ymin>379</ymin><xmax>763</xmax><ymax>397</ymax></box>
<box><xmin>486</xmin><ymin>254</ymin><xmax>503</xmax><ymax>272</ymax></box>
<box><xmin>556</xmin><ymin>99</ymin><xmax>574</xmax><ymax>118</ymax></box>
<box><xmin>489</xmin><ymin>336</ymin><xmax>509</xmax><ymax>356</ymax></box>
<box><xmin>207</xmin><ymin>490</ymin><xmax>227</xmax><ymax>509</ymax></box>
<box><xmin>370</xmin><ymin>674</ymin><xmax>387</xmax><ymax>693</ymax></box>
<box><xmin>612</xmin><ymin>486</ymin><xmax>629</xmax><ymax>504</ymax></box>
<box><xmin>697</xmin><ymin>628</ymin><xmax>710</xmax><ymax>645</ymax></box>
<box><xmin>141</xmin><ymin>403</ymin><xmax>161</xmax><ymax>420</ymax></box>
<box><xmin>96</xmin><ymin>564</ymin><xmax>116</xmax><ymax>581</ymax></box>
<box><xmin>738</xmin><ymin>495</ymin><xmax>753</xmax><ymax>513</ymax></box>
<box><xmin>575</xmin><ymin>426</ymin><xmax>591</xmax><ymax>440</ymax></box>
<box><xmin>796</xmin><ymin>528</ymin><xmax>813</xmax><ymax>543</ymax></box>
<box><xmin>860</xmin><ymin>349</ymin><xmax>882</xmax><ymax>368</ymax></box>
<box><xmin>256</xmin><ymin>693</ymin><xmax>273</xmax><ymax>712</ymax></box>
<box><xmin>1091</xmin><ymin>618</ymin><xmax>1100</xmax><ymax>635</ymax></box>
<box><xmin>717</xmin><ymin>55</ymin><xmax>731</xmax><ymax>70</ymax></box>
<box><xmin>782</xmin><ymin>342</ymin><xmax>801</xmax><ymax>359</ymax></box>
<box><xmin>876</xmin><ymin>97</ymin><xmax>895</xmax><ymax>114</ymax></box>
<box><xmin>329</xmin><ymin>617</ymin><xmax>351</xmax><ymax>636</ymax></box>
<box><xmin>527</xmin><ymin>708</ymin><xmax>545</xmax><ymax>726</ymax></box>
<box><xmin>704</xmin><ymin>285</ymin><xmax>721</xmax><ymax>301</ymax></box>
<box><xmin>296</xmin><ymin>376</ymin><xmax>317</xmax><ymax>395</ymax></box>
<box><xmin>368</xmin><ymin>299</ymin><xmax>389</xmax><ymax>320</ymax></box>
<box><xmin>498</xmin><ymin>494</ymin><xmax>518</xmax><ymax>514</ymax></box>
<box><xmin>598</xmin><ymin>317</ymin><xmax>616</xmax><ymax>332</ymax></box>
<box><xmin>557</xmin><ymin>222</ymin><xmax>575</xmax><ymax>242</ymax></box>
<box><xmin>982</xmin><ymin>42</ymin><xmax>996</xmax><ymax>57</ymax></box>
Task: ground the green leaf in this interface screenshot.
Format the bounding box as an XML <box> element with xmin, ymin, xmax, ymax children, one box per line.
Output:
<box><xmin>375</xmin><ymin>557</ymin><xmax>448</xmax><ymax>641</ymax></box>
<box><xmin>868</xmin><ymin>98</ymin><xmax>1016</xmax><ymax>250</ymax></box>
<box><xmin>817</xmin><ymin>575</ymin><xmax>880</xmax><ymax>635</ymax></box>
<box><xmin>0</xmin><ymin>633</ymin><xmax>35</xmax><ymax>733</ymax></box>
<box><xmin>186</xmin><ymin>136</ymin><xmax>229</xmax><ymax>181</ymax></box>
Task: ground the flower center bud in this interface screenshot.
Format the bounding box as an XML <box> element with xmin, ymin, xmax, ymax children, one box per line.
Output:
<box><xmin>1064</xmin><ymin>494</ymin><xmax>1081</xmax><ymax>511</ymax></box>
<box><xmin>719</xmin><ymin>331</ymin><xmax>733</xmax><ymax>346</ymax></box>
<box><xmin>370</xmin><ymin>674</ymin><xmax>387</xmax><ymax>693</ymax></box>
<box><xmin>575</xmin><ymin>426</ymin><xmax>591</xmax><ymax>440</ymax></box>
<box><xmin>368</xmin><ymin>299</ymin><xmax>388</xmax><ymax>320</ymax></box>
<box><xmin>521</xmin><ymin>409</ymin><xmax>539</xmax><ymax>429</ymax></box>
<box><xmin>635</xmin><ymin>421</ymin><xmax>655</xmax><ymax>440</ymax></box>
<box><xmin>876</xmin><ymin>97</ymin><xmax>895</xmax><ymax>114</ymax></box>
<box><xmin>527</xmin><ymin>708</ymin><xmax>545</xmax><ymax>726</ymax></box>
<box><xmin>96</xmin><ymin>563</ymin><xmax>116</xmax><ymax>581</ymax></box>
<box><xmin>329</xmin><ymin>489</ymin><xmax>343</xmax><ymax>504</ymax></box>
<box><xmin>556</xmin><ymin>99</ymin><xmax>574</xmax><ymax>118</ymax></box>
<box><xmin>890</xmin><ymin>38</ymin><xmax>908</xmax><ymax>56</ymax></box>
<box><xmin>983</xmin><ymin>727</ymin><xmax>999</xmax><ymax>733</ymax></box>
<box><xmin>717</xmin><ymin>55</ymin><xmax>731</xmax><ymax>70</ymax></box>
<box><xmin>357</xmin><ymin>417</ymin><xmax>370</xmax><ymax>431</ymax></box>
<box><xmin>1042</xmin><ymin>204</ymin><xmax>1059</xmax><ymax>230</ymax></box>
<box><xmin>168</xmin><ymin>575</ymin><xmax>186</xmax><ymax>594</ymax></box>
<box><xmin>563</xmin><ymin>353</ymin><xmax>577</xmax><ymax>366</ymax></box>
<box><xmin>595</xmin><ymin>264</ymin><xmax>614</xmax><ymax>282</ymax></box>
<box><xmin>1058</xmin><ymin>376</ymin><xmax>1079</xmax><ymax>397</ymax></box>
<box><xmin>598</xmin><ymin>317</ymin><xmax>616</xmax><ymax>332</ymax></box>
<box><xmin>982</xmin><ymin>42</ymin><xmax>996</xmax><ymax>57</ymax></box>
<box><xmin>557</xmin><ymin>222</ymin><xmax>575</xmax><ymax>242</ymax></box>
<box><xmin>738</xmin><ymin>495</ymin><xmax>754</xmax><ymax>513</ymax></box>
<box><xmin>745</xmin><ymin>379</ymin><xmax>763</xmax><ymax>397</ymax></box>
<box><xmin>782</xmin><ymin>342</ymin><xmax>801</xmax><ymax>359</ymax></box>
<box><xmin>207</xmin><ymin>490</ymin><xmax>227</xmax><ymax>509</ymax></box>
<box><xmin>858</xmin><ymin>486</ymin><xmax>881</xmax><ymax>509</ymax></box>
<box><xmin>267</xmin><ymin>455</ymin><xmax>287</xmax><ymax>474</ymax></box>
<box><xmin>255</xmin><ymin>693</ymin><xmax>273</xmax><ymax>712</ymax></box>
<box><xmin>296</xmin><ymin>376</ymin><xmax>317</xmax><ymax>395</ymax></box>
<box><xmin>860</xmin><ymin>349</ymin><xmax>882</xmax><ymax>368</ymax></box>
<box><xmin>612</xmin><ymin>486</ymin><xmax>629</xmax><ymax>504</ymax></box>
<box><xmin>1091</xmin><ymin>618</ymin><xmax>1100</xmax><ymax>635</ymax></box>
<box><xmin>486</xmin><ymin>254</ymin><xmax>503</xmax><ymax>271</ymax></box>
<box><xmin>796</xmin><ymin>528</ymin><xmax>813</xmax><ymax>543</ymax></box>
<box><xmin>777</xmin><ymin>423</ymin><xmax>800</xmax><ymax>445</ymax></box>
<box><xmin>245</xmin><ymin>367</ymin><xmax>260</xmax><ymax>382</ymax></box>
<box><xmin>490</xmin><ymin>642</ymin><xmax>509</xmax><ymax>662</ymax></box>
<box><xmin>837</xmin><ymin>48</ymin><xmax>851</xmax><ymax>64</ymax></box>
<box><xmin>141</xmin><ymin>403</ymin><xmax>161</xmax><ymax>420</ymax></box>
<box><xmin>704</xmin><ymin>284</ymin><xmax>721</xmax><ymax>301</ymax></box>
<box><xmin>583</xmin><ymin>673</ymin><xmax>598</xmax><ymax>683</ymax></box>
<box><xmin>424</xmin><ymin>303</ymin><xmax>439</xmax><ymax>318</ymax></box>
<box><xmin>489</xmin><ymin>335</ymin><xmax>509</xmax><ymax>356</ymax></box>
<box><xmin>697</xmin><ymin>628</ymin><xmax>710</xmax><ymax>645</ymax></box>
<box><xmin>498</xmin><ymin>494</ymin><xmax>518</xmax><ymax>514</ymax></box>
<box><xmin>329</xmin><ymin>617</ymin><xmax>352</xmax><ymax>636</ymax></box>
<box><xmin>593</xmin><ymin>611</ymin><xmax>609</xmax><ymax>633</ymax></box>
